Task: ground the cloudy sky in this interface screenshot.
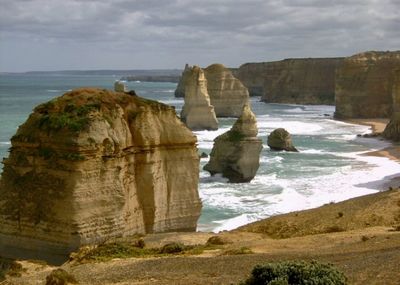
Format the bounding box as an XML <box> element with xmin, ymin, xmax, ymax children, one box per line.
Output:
<box><xmin>0</xmin><ymin>0</ymin><xmax>399</xmax><ymax>72</ymax></box>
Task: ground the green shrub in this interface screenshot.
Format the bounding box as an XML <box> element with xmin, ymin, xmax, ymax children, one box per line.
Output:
<box><xmin>160</xmin><ymin>242</ymin><xmax>185</xmax><ymax>254</ymax></box>
<box><xmin>241</xmin><ymin>260</ymin><xmax>347</xmax><ymax>285</ymax></box>
<box><xmin>45</xmin><ymin>268</ymin><xmax>78</xmax><ymax>285</ymax></box>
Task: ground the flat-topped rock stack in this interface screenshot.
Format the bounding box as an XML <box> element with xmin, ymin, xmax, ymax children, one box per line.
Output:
<box><xmin>383</xmin><ymin>69</ymin><xmax>400</xmax><ymax>140</ymax></box>
<box><xmin>180</xmin><ymin>66</ymin><xmax>218</xmax><ymax>130</ymax></box>
<box><xmin>204</xmin><ymin>63</ymin><xmax>250</xmax><ymax>117</ymax></box>
<box><xmin>0</xmin><ymin>88</ymin><xmax>202</xmax><ymax>263</ymax></box>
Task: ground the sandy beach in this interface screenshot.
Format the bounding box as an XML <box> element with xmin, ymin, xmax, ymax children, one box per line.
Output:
<box><xmin>341</xmin><ymin>118</ymin><xmax>400</xmax><ymax>162</ymax></box>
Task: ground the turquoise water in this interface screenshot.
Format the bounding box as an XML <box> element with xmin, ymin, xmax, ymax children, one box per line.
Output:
<box><xmin>1</xmin><ymin>73</ymin><xmax>399</xmax><ymax>232</ymax></box>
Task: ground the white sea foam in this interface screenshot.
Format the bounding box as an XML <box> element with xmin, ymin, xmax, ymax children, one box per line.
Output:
<box><xmin>0</xmin><ymin>141</ymin><xmax>11</xmax><ymax>145</ymax></box>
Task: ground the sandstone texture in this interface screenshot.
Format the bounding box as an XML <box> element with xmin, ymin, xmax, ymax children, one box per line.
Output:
<box><xmin>383</xmin><ymin>70</ymin><xmax>400</xmax><ymax>140</ymax></box>
<box><xmin>267</xmin><ymin>128</ymin><xmax>298</xmax><ymax>152</ymax></box>
<box><xmin>0</xmin><ymin>88</ymin><xmax>202</xmax><ymax>263</ymax></box>
<box><xmin>180</xmin><ymin>66</ymin><xmax>218</xmax><ymax>130</ymax></box>
<box><xmin>335</xmin><ymin>51</ymin><xmax>400</xmax><ymax>119</ymax></box>
<box><xmin>114</xmin><ymin>81</ymin><xmax>127</xmax><ymax>92</ymax></box>
<box><xmin>204</xmin><ymin>104</ymin><xmax>262</xmax><ymax>182</ymax></box>
<box><xmin>236</xmin><ymin>58</ymin><xmax>343</xmax><ymax>103</ymax></box>
<box><xmin>174</xmin><ymin>64</ymin><xmax>191</xmax><ymax>98</ymax></box>
<box><xmin>204</xmin><ymin>64</ymin><xmax>250</xmax><ymax>117</ymax></box>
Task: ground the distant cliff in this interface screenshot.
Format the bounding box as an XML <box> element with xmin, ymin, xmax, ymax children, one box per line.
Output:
<box><xmin>236</xmin><ymin>58</ymin><xmax>343</xmax><ymax>104</ymax></box>
<box><xmin>335</xmin><ymin>51</ymin><xmax>400</xmax><ymax>119</ymax></box>
<box><xmin>0</xmin><ymin>88</ymin><xmax>201</xmax><ymax>263</ymax></box>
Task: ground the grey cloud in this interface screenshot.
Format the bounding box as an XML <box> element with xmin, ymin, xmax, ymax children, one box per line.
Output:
<box><xmin>0</xmin><ymin>0</ymin><xmax>399</xmax><ymax>71</ymax></box>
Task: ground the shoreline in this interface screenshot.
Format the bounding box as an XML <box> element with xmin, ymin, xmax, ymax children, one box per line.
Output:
<box><xmin>339</xmin><ymin>118</ymin><xmax>400</xmax><ymax>189</ymax></box>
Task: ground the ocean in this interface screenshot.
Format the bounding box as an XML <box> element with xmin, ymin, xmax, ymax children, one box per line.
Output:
<box><xmin>1</xmin><ymin>73</ymin><xmax>399</xmax><ymax>232</ymax></box>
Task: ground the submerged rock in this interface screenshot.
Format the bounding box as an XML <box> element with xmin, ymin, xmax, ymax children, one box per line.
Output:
<box><xmin>204</xmin><ymin>63</ymin><xmax>250</xmax><ymax>117</ymax></box>
<box><xmin>114</xmin><ymin>80</ymin><xmax>127</xmax><ymax>92</ymax></box>
<box><xmin>267</xmin><ymin>128</ymin><xmax>298</xmax><ymax>152</ymax></box>
<box><xmin>383</xmin><ymin>70</ymin><xmax>400</xmax><ymax>141</ymax></box>
<box><xmin>204</xmin><ymin>104</ymin><xmax>262</xmax><ymax>182</ymax></box>
<box><xmin>180</xmin><ymin>66</ymin><xmax>218</xmax><ymax>130</ymax></box>
<box><xmin>0</xmin><ymin>88</ymin><xmax>202</xmax><ymax>263</ymax></box>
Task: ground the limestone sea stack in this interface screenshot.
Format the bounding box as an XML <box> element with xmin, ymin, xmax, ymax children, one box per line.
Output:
<box><xmin>267</xmin><ymin>128</ymin><xmax>298</xmax><ymax>152</ymax></box>
<box><xmin>335</xmin><ymin>51</ymin><xmax>400</xmax><ymax>119</ymax></box>
<box><xmin>0</xmin><ymin>88</ymin><xmax>202</xmax><ymax>263</ymax></box>
<box><xmin>180</xmin><ymin>66</ymin><xmax>218</xmax><ymax>130</ymax></box>
<box><xmin>174</xmin><ymin>64</ymin><xmax>191</xmax><ymax>98</ymax></box>
<box><xmin>114</xmin><ymin>80</ymin><xmax>127</xmax><ymax>92</ymax></box>
<box><xmin>204</xmin><ymin>63</ymin><xmax>250</xmax><ymax>117</ymax></box>
<box><xmin>204</xmin><ymin>104</ymin><xmax>262</xmax><ymax>182</ymax></box>
<box><xmin>383</xmin><ymin>70</ymin><xmax>400</xmax><ymax>140</ymax></box>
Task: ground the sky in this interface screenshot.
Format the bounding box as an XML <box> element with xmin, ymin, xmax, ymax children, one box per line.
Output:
<box><xmin>0</xmin><ymin>0</ymin><xmax>399</xmax><ymax>72</ymax></box>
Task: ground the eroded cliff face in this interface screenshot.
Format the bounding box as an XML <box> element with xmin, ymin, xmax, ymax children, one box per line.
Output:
<box><xmin>236</xmin><ymin>58</ymin><xmax>343</xmax><ymax>103</ymax></box>
<box><xmin>180</xmin><ymin>66</ymin><xmax>218</xmax><ymax>130</ymax></box>
<box><xmin>335</xmin><ymin>51</ymin><xmax>400</xmax><ymax>119</ymax></box>
<box><xmin>383</xmin><ymin>70</ymin><xmax>400</xmax><ymax>140</ymax></box>
<box><xmin>0</xmin><ymin>88</ymin><xmax>201</xmax><ymax>263</ymax></box>
<box><xmin>204</xmin><ymin>104</ymin><xmax>262</xmax><ymax>183</ymax></box>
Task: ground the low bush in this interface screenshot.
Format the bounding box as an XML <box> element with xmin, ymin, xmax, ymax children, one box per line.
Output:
<box><xmin>45</xmin><ymin>268</ymin><xmax>78</xmax><ymax>285</ymax></box>
<box><xmin>241</xmin><ymin>260</ymin><xmax>347</xmax><ymax>285</ymax></box>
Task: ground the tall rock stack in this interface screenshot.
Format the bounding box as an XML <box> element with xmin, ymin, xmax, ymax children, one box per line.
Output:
<box><xmin>0</xmin><ymin>88</ymin><xmax>202</xmax><ymax>263</ymax></box>
<box><xmin>335</xmin><ymin>51</ymin><xmax>400</xmax><ymax>119</ymax></box>
<box><xmin>204</xmin><ymin>104</ymin><xmax>262</xmax><ymax>183</ymax></box>
<box><xmin>204</xmin><ymin>63</ymin><xmax>250</xmax><ymax>117</ymax></box>
<box><xmin>174</xmin><ymin>64</ymin><xmax>192</xmax><ymax>98</ymax></box>
<box><xmin>180</xmin><ymin>66</ymin><xmax>218</xmax><ymax>130</ymax></box>
<box><xmin>383</xmin><ymin>70</ymin><xmax>400</xmax><ymax>140</ymax></box>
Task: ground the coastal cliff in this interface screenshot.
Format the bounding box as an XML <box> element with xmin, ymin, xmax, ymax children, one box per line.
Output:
<box><xmin>335</xmin><ymin>51</ymin><xmax>400</xmax><ymax>119</ymax></box>
<box><xmin>180</xmin><ymin>66</ymin><xmax>218</xmax><ymax>130</ymax></box>
<box><xmin>383</xmin><ymin>70</ymin><xmax>400</xmax><ymax>140</ymax></box>
<box><xmin>236</xmin><ymin>58</ymin><xmax>343</xmax><ymax>104</ymax></box>
<box><xmin>0</xmin><ymin>88</ymin><xmax>202</xmax><ymax>263</ymax></box>
<box><xmin>204</xmin><ymin>63</ymin><xmax>249</xmax><ymax>117</ymax></box>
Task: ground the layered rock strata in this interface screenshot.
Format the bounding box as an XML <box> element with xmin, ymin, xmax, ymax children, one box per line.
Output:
<box><xmin>335</xmin><ymin>51</ymin><xmax>400</xmax><ymax>118</ymax></box>
<box><xmin>236</xmin><ymin>58</ymin><xmax>343</xmax><ymax>102</ymax></box>
<box><xmin>204</xmin><ymin>104</ymin><xmax>262</xmax><ymax>182</ymax></box>
<box><xmin>383</xmin><ymin>70</ymin><xmax>400</xmax><ymax>140</ymax></box>
<box><xmin>180</xmin><ymin>66</ymin><xmax>218</xmax><ymax>130</ymax></box>
<box><xmin>0</xmin><ymin>88</ymin><xmax>202</xmax><ymax>263</ymax></box>
<box><xmin>267</xmin><ymin>128</ymin><xmax>298</xmax><ymax>152</ymax></box>
<box><xmin>204</xmin><ymin>64</ymin><xmax>250</xmax><ymax>117</ymax></box>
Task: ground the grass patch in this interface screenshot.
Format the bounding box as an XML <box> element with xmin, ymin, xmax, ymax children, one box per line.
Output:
<box><xmin>71</xmin><ymin>239</ymin><xmax>223</xmax><ymax>263</ymax></box>
<box><xmin>221</xmin><ymin>247</ymin><xmax>253</xmax><ymax>255</ymax></box>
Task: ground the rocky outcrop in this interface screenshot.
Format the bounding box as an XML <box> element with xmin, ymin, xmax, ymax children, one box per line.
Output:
<box><xmin>204</xmin><ymin>104</ymin><xmax>262</xmax><ymax>182</ymax></box>
<box><xmin>383</xmin><ymin>70</ymin><xmax>400</xmax><ymax>140</ymax></box>
<box><xmin>204</xmin><ymin>64</ymin><xmax>249</xmax><ymax>117</ymax></box>
<box><xmin>175</xmin><ymin>64</ymin><xmax>191</xmax><ymax>97</ymax></box>
<box><xmin>267</xmin><ymin>128</ymin><xmax>298</xmax><ymax>152</ymax></box>
<box><xmin>0</xmin><ymin>88</ymin><xmax>202</xmax><ymax>263</ymax></box>
<box><xmin>180</xmin><ymin>66</ymin><xmax>218</xmax><ymax>130</ymax></box>
<box><xmin>114</xmin><ymin>81</ymin><xmax>127</xmax><ymax>92</ymax></box>
<box><xmin>236</xmin><ymin>58</ymin><xmax>343</xmax><ymax>103</ymax></box>
<box><xmin>335</xmin><ymin>51</ymin><xmax>400</xmax><ymax>119</ymax></box>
